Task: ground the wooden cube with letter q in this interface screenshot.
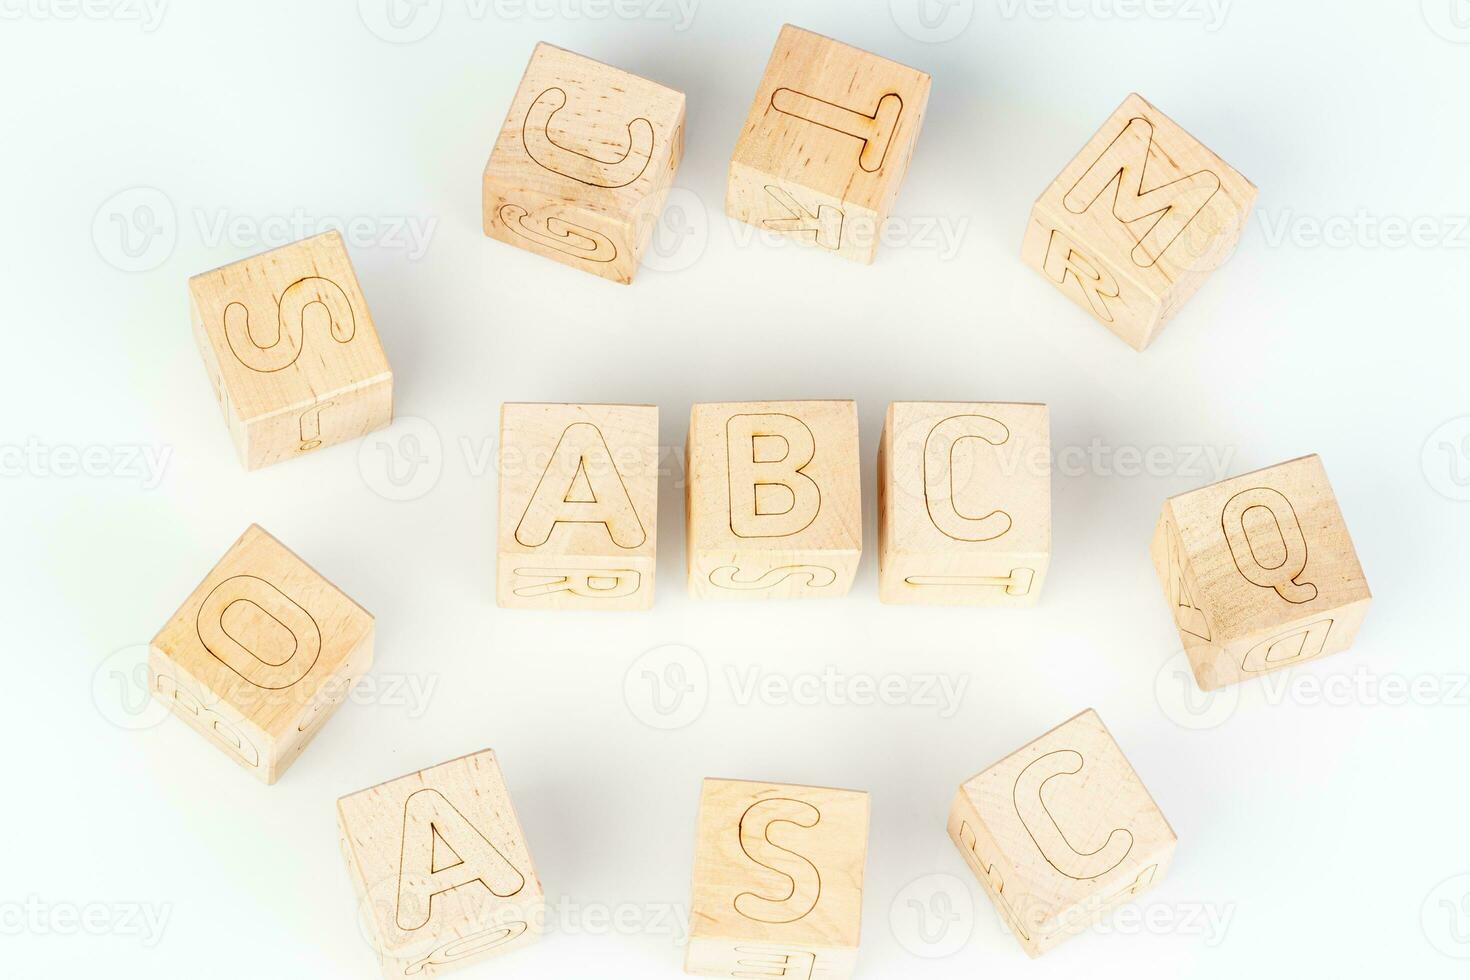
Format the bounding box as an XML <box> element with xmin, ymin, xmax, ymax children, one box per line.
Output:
<box><xmin>686</xmin><ymin>400</ymin><xmax>861</xmax><ymax>600</ymax></box>
<box><xmin>1021</xmin><ymin>93</ymin><xmax>1257</xmax><ymax>350</ymax></box>
<box><xmin>497</xmin><ymin>403</ymin><xmax>659</xmax><ymax>610</ymax></box>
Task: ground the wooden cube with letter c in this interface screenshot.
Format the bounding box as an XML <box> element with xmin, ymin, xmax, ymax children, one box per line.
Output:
<box><xmin>1021</xmin><ymin>93</ymin><xmax>1257</xmax><ymax>350</ymax></box>
<box><xmin>337</xmin><ymin>749</ymin><xmax>543</xmax><ymax>978</ymax></box>
<box><xmin>482</xmin><ymin>42</ymin><xmax>686</xmax><ymax>284</ymax></box>
<box><xmin>686</xmin><ymin>778</ymin><xmax>869</xmax><ymax>979</ymax></box>
<box><xmin>686</xmin><ymin>400</ymin><xmax>861</xmax><ymax>600</ymax></box>
<box><xmin>148</xmin><ymin>524</ymin><xmax>374</xmax><ymax>784</ymax></box>
<box><xmin>878</xmin><ymin>401</ymin><xmax>1050</xmax><ymax>606</ymax></box>
<box><xmin>1150</xmin><ymin>454</ymin><xmax>1372</xmax><ymax>691</ymax></box>
<box><xmin>947</xmin><ymin>710</ymin><xmax>1176</xmax><ymax>958</ymax></box>
<box><xmin>497</xmin><ymin>403</ymin><xmax>659</xmax><ymax>610</ymax></box>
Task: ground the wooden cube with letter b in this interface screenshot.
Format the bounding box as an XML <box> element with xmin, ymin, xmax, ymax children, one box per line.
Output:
<box><xmin>878</xmin><ymin>401</ymin><xmax>1050</xmax><ymax>605</ymax></box>
<box><xmin>1021</xmin><ymin>93</ymin><xmax>1257</xmax><ymax>350</ymax></box>
<box><xmin>482</xmin><ymin>42</ymin><xmax>686</xmax><ymax>284</ymax></box>
<box><xmin>947</xmin><ymin>710</ymin><xmax>1176</xmax><ymax>957</ymax></box>
<box><xmin>686</xmin><ymin>400</ymin><xmax>861</xmax><ymax>599</ymax></box>
<box><xmin>727</xmin><ymin>25</ymin><xmax>931</xmax><ymax>264</ymax></box>
<box><xmin>1150</xmin><ymin>454</ymin><xmax>1372</xmax><ymax>691</ymax></box>
<box><xmin>338</xmin><ymin>750</ymin><xmax>543</xmax><ymax>977</ymax></box>
<box><xmin>686</xmin><ymin>778</ymin><xmax>869</xmax><ymax>979</ymax></box>
<box><xmin>497</xmin><ymin>403</ymin><xmax>659</xmax><ymax>610</ymax></box>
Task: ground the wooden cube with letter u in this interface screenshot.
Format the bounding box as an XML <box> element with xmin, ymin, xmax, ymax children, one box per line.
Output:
<box><xmin>686</xmin><ymin>778</ymin><xmax>870</xmax><ymax>979</ymax></box>
<box><xmin>1150</xmin><ymin>454</ymin><xmax>1372</xmax><ymax>691</ymax></box>
<box><xmin>497</xmin><ymin>403</ymin><xmax>659</xmax><ymax>610</ymax></box>
<box><xmin>1021</xmin><ymin>93</ymin><xmax>1257</xmax><ymax>350</ymax></box>
<box><xmin>686</xmin><ymin>400</ymin><xmax>861</xmax><ymax>600</ymax></box>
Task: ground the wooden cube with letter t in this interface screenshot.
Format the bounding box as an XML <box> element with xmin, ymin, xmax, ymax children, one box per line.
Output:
<box><xmin>497</xmin><ymin>403</ymin><xmax>659</xmax><ymax>610</ymax></box>
<box><xmin>1021</xmin><ymin>93</ymin><xmax>1257</xmax><ymax>350</ymax></box>
<box><xmin>686</xmin><ymin>400</ymin><xmax>862</xmax><ymax>600</ymax></box>
<box><xmin>686</xmin><ymin>778</ymin><xmax>869</xmax><ymax>979</ymax></box>
<box><xmin>1150</xmin><ymin>454</ymin><xmax>1372</xmax><ymax>690</ymax></box>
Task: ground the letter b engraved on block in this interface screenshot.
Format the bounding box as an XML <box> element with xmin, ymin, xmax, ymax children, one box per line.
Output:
<box><xmin>727</xmin><ymin>414</ymin><xmax>821</xmax><ymax>538</ymax></box>
<box><xmin>1221</xmin><ymin>487</ymin><xmax>1318</xmax><ymax>604</ymax></box>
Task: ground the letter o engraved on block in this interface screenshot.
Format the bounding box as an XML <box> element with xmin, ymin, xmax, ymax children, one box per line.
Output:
<box><xmin>1221</xmin><ymin>488</ymin><xmax>1319</xmax><ymax>604</ymax></box>
<box><xmin>512</xmin><ymin>568</ymin><xmax>642</xmax><ymax>600</ymax></box>
<box><xmin>727</xmin><ymin>414</ymin><xmax>821</xmax><ymax>539</ymax></box>
<box><xmin>769</xmin><ymin>88</ymin><xmax>903</xmax><ymax>174</ymax></box>
<box><xmin>1043</xmin><ymin>228</ymin><xmax>1120</xmax><ymax>324</ymax></box>
<box><xmin>223</xmin><ymin>276</ymin><xmax>357</xmax><ymax>373</ymax></box>
<box><xmin>734</xmin><ymin>799</ymin><xmax>823</xmax><ymax>925</ymax></box>
<box><xmin>515</xmin><ymin>422</ymin><xmax>647</xmax><ymax>549</ymax></box>
<box><xmin>1241</xmin><ymin>618</ymin><xmax>1334</xmax><ymax>673</ymax></box>
<box><xmin>924</xmin><ymin>415</ymin><xmax>1014</xmax><ymax>542</ymax></box>
<box><xmin>154</xmin><ymin>673</ymin><xmax>261</xmax><ymax>767</ymax></box>
<box><xmin>395</xmin><ymin>789</ymin><xmax>527</xmax><ymax>933</ymax></box>
<box><xmin>498</xmin><ymin>204</ymin><xmax>618</xmax><ymax>263</ymax></box>
<box><xmin>195</xmin><ymin>575</ymin><xmax>322</xmax><ymax>690</ymax></box>
<box><xmin>404</xmin><ymin>922</ymin><xmax>529</xmax><ymax>976</ymax></box>
<box><xmin>522</xmin><ymin>87</ymin><xmax>655</xmax><ymax>189</ymax></box>
<box><xmin>709</xmin><ymin>565</ymin><xmax>837</xmax><ymax>592</ymax></box>
<box><xmin>1013</xmin><ymin>750</ymin><xmax>1133</xmax><ymax>881</ymax></box>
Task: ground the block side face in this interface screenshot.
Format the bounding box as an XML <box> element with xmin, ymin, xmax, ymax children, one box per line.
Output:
<box><xmin>689</xmin><ymin>547</ymin><xmax>861</xmax><ymax>601</ymax></box>
<box><xmin>947</xmin><ymin>789</ymin><xmax>1039</xmax><ymax>954</ymax></box>
<box><xmin>148</xmin><ymin>645</ymin><xmax>272</xmax><ymax>781</ymax></box>
<box><xmin>1205</xmin><ymin>596</ymin><xmax>1372</xmax><ymax>689</ymax></box>
<box><xmin>482</xmin><ymin>179</ymin><xmax>638</xmax><ymax>284</ymax></box>
<box><xmin>727</xmin><ymin>161</ymin><xmax>881</xmax><ymax>264</ymax></box>
<box><xmin>242</xmin><ymin>374</ymin><xmax>393</xmax><ymax>471</ymax></box>
<box><xmin>685</xmin><ymin>937</ymin><xmax>858</xmax><ymax>980</ymax></box>
<box><xmin>1150</xmin><ymin>504</ymin><xmax>1220</xmax><ymax>651</ymax></box>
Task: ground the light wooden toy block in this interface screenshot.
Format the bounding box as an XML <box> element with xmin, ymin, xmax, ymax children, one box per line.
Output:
<box><xmin>1021</xmin><ymin>93</ymin><xmax>1257</xmax><ymax>350</ymax></box>
<box><xmin>727</xmin><ymin>24</ymin><xmax>931</xmax><ymax>264</ymax></box>
<box><xmin>148</xmin><ymin>524</ymin><xmax>373</xmax><ymax>784</ymax></box>
<box><xmin>878</xmin><ymin>402</ymin><xmax>1051</xmax><ymax>606</ymax></box>
<box><xmin>482</xmin><ymin>42</ymin><xmax>686</xmax><ymax>285</ymax></box>
<box><xmin>686</xmin><ymin>778</ymin><xmax>869</xmax><ymax>980</ymax></box>
<box><xmin>496</xmin><ymin>403</ymin><xmax>659</xmax><ymax>610</ymax></box>
<box><xmin>338</xmin><ymin>750</ymin><xmax>543</xmax><ymax>978</ymax></box>
<box><xmin>686</xmin><ymin>400</ymin><xmax>862</xmax><ymax>600</ymax></box>
<box><xmin>1150</xmin><ymin>454</ymin><xmax>1372</xmax><ymax>691</ymax></box>
<box><xmin>947</xmin><ymin>710</ymin><xmax>1176</xmax><ymax>958</ymax></box>
<box><xmin>189</xmin><ymin>230</ymin><xmax>393</xmax><ymax>470</ymax></box>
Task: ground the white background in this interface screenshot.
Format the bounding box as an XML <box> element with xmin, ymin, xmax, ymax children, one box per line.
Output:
<box><xmin>2</xmin><ymin>0</ymin><xmax>1468</xmax><ymax>977</ymax></box>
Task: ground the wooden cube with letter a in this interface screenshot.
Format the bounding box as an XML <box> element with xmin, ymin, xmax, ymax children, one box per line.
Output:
<box><xmin>686</xmin><ymin>400</ymin><xmax>861</xmax><ymax>600</ymax></box>
<box><xmin>686</xmin><ymin>778</ymin><xmax>869</xmax><ymax>979</ymax></box>
<box><xmin>149</xmin><ymin>524</ymin><xmax>374</xmax><ymax>784</ymax></box>
<box><xmin>338</xmin><ymin>750</ymin><xmax>543</xmax><ymax>978</ymax></box>
<box><xmin>728</xmin><ymin>25</ymin><xmax>931</xmax><ymax>264</ymax></box>
<box><xmin>1150</xmin><ymin>454</ymin><xmax>1372</xmax><ymax>691</ymax></box>
<box><xmin>878</xmin><ymin>402</ymin><xmax>1050</xmax><ymax>606</ymax></box>
<box><xmin>1021</xmin><ymin>93</ymin><xmax>1257</xmax><ymax>350</ymax></box>
<box><xmin>189</xmin><ymin>231</ymin><xmax>394</xmax><ymax>470</ymax></box>
<box><xmin>482</xmin><ymin>42</ymin><xmax>686</xmax><ymax>284</ymax></box>
<box><xmin>497</xmin><ymin>403</ymin><xmax>658</xmax><ymax>610</ymax></box>
<box><xmin>947</xmin><ymin>710</ymin><xmax>1176</xmax><ymax>958</ymax></box>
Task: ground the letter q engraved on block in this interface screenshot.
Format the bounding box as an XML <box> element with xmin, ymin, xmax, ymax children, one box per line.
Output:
<box><xmin>195</xmin><ymin>575</ymin><xmax>322</xmax><ymax>690</ymax></box>
<box><xmin>727</xmin><ymin>414</ymin><xmax>821</xmax><ymax>539</ymax></box>
<box><xmin>923</xmin><ymin>415</ymin><xmax>1014</xmax><ymax>542</ymax></box>
<box><xmin>1013</xmin><ymin>750</ymin><xmax>1133</xmax><ymax>881</ymax></box>
<box><xmin>734</xmin><ymin>799</ymin><xmax>824</xmax><ymax>925</ymax></box>
<box><xmin>1221</xmin><ymin>487</ymin><xmax>1319</xmax><ymax>604</ymax></box>
<box><xmin>394</xmin><ymin>788</ymin><xmax>527</xmax><ymax>933</ymax></box>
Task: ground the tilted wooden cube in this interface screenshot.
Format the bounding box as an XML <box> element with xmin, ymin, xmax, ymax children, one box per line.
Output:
<box><xmin>878</xmin><ymin>402</ymin><xmax>1051</xmax><ymax>606</ymax></box>
<box><xmin>947</xmin><ymin>710</ymin><xmax>1176</xmax><ymax>958</ymax></box>
<box><xmin>338</xmin><ymin>750</ymin><xmax>543</xmax><ymax>978</ymax></box>
<box><xmin>1021</xmin><ymin>93</ymin><xmax>1257</xmax><ymax>350</ymax></box>
<box><xmin>496</xmin><ymin>403</ymin><xmax>659</xmax><ymax>610</ymax></box>
<box><xmin>686</xmin><ymin>778</ymin><xmax>869</xmax><ymax>980</ymax></box>
<box><xmin>482</xmin><ymin>42</ymin><xmax>686</xmax><ymax>284</ymax></box>
<box><xmin>686</xmin><ymin>400</ymin><xmax>861</xmax><ymax>600</ymax></box>
<box><xmin>1150</xmin><ymin>454</ymin><xmax>1372</xmax><ymax>691</ymax></box>
<box><xmin>189</xmin><ymin>231</ymin><xmax>394</xmax><ymax>470</ymax></box>
<box><xmin>728</xmin><ymin>24</ymin><xmax>931</xmax><ymax>264</ymax></box>
<box><xmin>149</xmin><ymin>525</ymin><xmax>373</xmax><ymax>784</ymax></box>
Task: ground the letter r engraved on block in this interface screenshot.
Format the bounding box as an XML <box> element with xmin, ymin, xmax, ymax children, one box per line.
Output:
<box><xmin>512</xmin><ymin>568</ymin><xmax>642</xmax><ymax>600</ymax></box>
<box><xmin>727</xmin><ymin>414</ymin><xmax>821</xmax><ymax>538</ymax></box>
<box><xmin>1042</xmin><ymin>228</ymin><xmax>1120</xmax><ymax>324</ymax></box>
<box><xmin>734</xmin><ymin>799</ymin><xmax>824</xmax><ymax>925</ymax></box>
<box><xmin>195</xmin><ymin>575</ymin><xmax>322</xmax><ymax>691</ymax></box>
<box><xmin>1013</xmin><ymin>751</ymin><xmax>1133</xmax><ymax>881</ymax></box>
<box><xmin>1221</xmin><ymin>487</ymin><xmax>1318</xmax><ymax>604</ymax></box>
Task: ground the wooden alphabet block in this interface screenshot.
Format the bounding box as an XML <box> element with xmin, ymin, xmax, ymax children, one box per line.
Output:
<box><xmin>189</xmin><ymin>231</ymin><xmax>394</xmax><ymax>470</ymax></box>
<box><xmin>686</xmin><ymin>400</ymin><xmax>861</xmax><ymax>600</ymax></box>
<box><xmin>727</xmin><ymin>24</ymin><xmax>931</xmax><ymax>264</ymax></box>
<box><xmin>878</xmin><ymin>402</ymin><xmax>1050</xmax><ymax>606</ymax></box>
<box><xmin>947</xmin><ymin>710</ymin><xmax>1176</xmax><ymax>958</ymax></box>
<box><xmin>686</xmin><ymin>778</ymin><xmax>869</xmax><ymax>980</ymax></box>
<box><xmin>496</xmin><ymin>403</ymin><xmax>659</xmax><ymax>610</ymax></box>
<box><xmin>1150</xmin><ymin>454</ymin><xmax>1372</xmax><ymax>691</ymax></box>
<box><xmin>338</xmin><ymin>750</ymin><xmax>542</xmax><ymax>978</ymax></box>
<box><xmin>149</xmin><ymin>525</ymin><xmax>373</xmax><ymax>784</ymax></box>
<box><xmin>482</xmin><ymin>42</ymin><xmax>686</xmax><ymax>284</ymax></box>
<box><xmin>1021</xmin><ymin>93</ymin><xmax>1257</xmax><ymax>350</ymax></box>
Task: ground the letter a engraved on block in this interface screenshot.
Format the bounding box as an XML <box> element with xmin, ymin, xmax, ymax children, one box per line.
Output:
<box><xmin>395</xmin><ymin>789</ymin><xmax>527</xmax><ymax>932</ymax></box>
<box><xmin>196</xmin><ymin>575</ymin><xmax>322</xmax><ymax>690</ymax></box>
<box><xmin>1220</xmin><ymin>487</ymin><xmax>1318</xmax><ymax>604</ymax></box>
<box><xmin>923</xmin><ymin>415</ymin><xmax>1014</xmax><ymax>542</ymax></box>
<box><xmin>1013</xmin><ymin>751</ymin><xmax>1133</xmax><ymax>881</ymax></box>
<box><xmin>515</xmin><ymin>423</ymin><xmax>647</xmax><ymax>549</ymax></box>
<box><xmin>727</xmin><ymin>414</ymin><xmax>821</xmax><ymax>539</ymax></box>
<box><xmin>733</xmin><ymin>799</ymin><xmax>823</xmax><ymax>924</ymax></box>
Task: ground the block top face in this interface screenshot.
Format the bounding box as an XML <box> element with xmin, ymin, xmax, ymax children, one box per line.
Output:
<box><xmin>1038</xmin><ymin>93</ymin><xmax>1257</xmax><ymax>294</ymax></box>
<box><xmin>885</xmin><ymin>402</ymin><xmax>1051</xmax><ymax>557</ymax></box>
<box><xmin>497</xmin><ymin>403</ymin><xmax>659</xmax><ymax>557</ymax></box>
<box><xmin>189</xmin><ymin>231</ymin><xmax>390</xmax><ymax>423</ymax></box>
<box><xmin>960</xmin><ymin>710</ymin><xmax>1175</xmax><ymax>927</ymax></box>
<box><xmin>732</xmin><ymin>24</ymin><xmax>931</xmax><ymax>214</ymax></box>
<box><xmin>337</xmin><ymin>750</ymin><xmax>541</xmax><ymax>959</ymax></box>
<box><xmin>151</xmin><ymin>525</ymin><xmax>372</xmax><ymax>738</ymax></box>
<box><xmin>690</xmin><ymin>778</ymin><xmax>870</xmax><ymax>949</ymax></box>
